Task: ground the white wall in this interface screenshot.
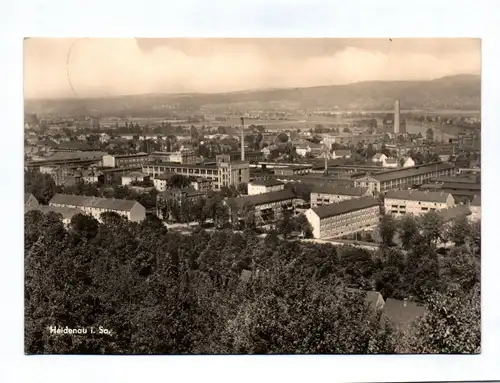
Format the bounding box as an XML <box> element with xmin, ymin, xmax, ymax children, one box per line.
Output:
<box><xmin>102</xmin><ymin>155</ymin><xmax>116</xmax><ymax>168</ymax></box>
<box><xmin>305</xmin><ymin>209</ymin><xmax>321</xmax><ymax>239</ymax></box>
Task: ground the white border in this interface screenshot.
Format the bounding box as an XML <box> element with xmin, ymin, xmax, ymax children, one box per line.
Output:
<box><xmin>2</xmin><ymin>1</ymin><xmax>499</xmax><ymax>382</ymax></box>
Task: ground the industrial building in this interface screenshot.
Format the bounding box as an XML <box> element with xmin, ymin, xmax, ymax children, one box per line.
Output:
<box><xmin>353</xmin><ymin>162</ymin><xmax>456</xmax><ymax>195</ymax></box>
<box><xmin>305</xmin><ymin>196</ymin><xmax>380</xmax><ymax>239</ymax></box>
<box><xmin>102</xmin><ymin>153</ymin><xmax>150</xmax><ymax>168</ymax></box>
<box><xmin>142</xmin><ymin>157</ymin><xmax>249</xmax><ymax>190</ymax></box>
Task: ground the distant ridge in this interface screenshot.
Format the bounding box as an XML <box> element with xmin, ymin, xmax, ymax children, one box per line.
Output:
<box><xmin>25</xmin><ymin>74</ymin><xmax>480</xmax><ymax>115</ymax></box>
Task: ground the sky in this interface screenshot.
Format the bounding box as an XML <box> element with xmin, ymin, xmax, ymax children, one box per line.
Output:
<box><xmin>24</xmin><ymin>38</ymin><xmax>481</xmax><ymax>99</ymax></box>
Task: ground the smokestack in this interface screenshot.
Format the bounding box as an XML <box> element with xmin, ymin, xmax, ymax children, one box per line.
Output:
<box><xmin>240</xmin><ymin>117</ymin><xmax>245</xmax><ymax>161</ymax></box>
<box><xmin>394</xmin><ymin>100</ymin><xmax>400</xmax><ymax>134</ymax></box>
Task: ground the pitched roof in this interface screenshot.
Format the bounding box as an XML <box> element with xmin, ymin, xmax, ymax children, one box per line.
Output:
<box><xmin>310</xmin><ymin>196</ymin><xmax>379</xmax><ymax>219</ymax></box>
<box><xmin>124</xmin><ymin>171</ymin><xmax>144</xmax><ymax>178</ymax></box>
<box><xmin>384</xmin><ymin>190</ymin><xmax>452</xmax><ymax>203</ymax></box>
<box><xmin>250</xmin><ymin>179</ymin><xmax>284</xmax><ymax>187</ymax></box>
<box><xmin>373</xmin><ymin>162</ymin><xmax>456</xmax><ymax>183</ymax></box>
<box><xmin>311</xmin><ymin>185</ymin><xmax>368</xmax><ymax>196</ymax></box>
<box><xmin>384</xmin><ymin>298</ymin><xmax>426</xmax><ymax>332</ymax></box>
<box><xmin>438</xmin><ymin>205</ymin><xmax>471</xmax><ymax>222</ymax></box>
<box><xmin>49</xmin><ymin>194</ymin><xmax>140</xmax><ymax>212</ymax></box>
<box><xmin>231</xmin><ymin>189</ymin><xmax>296</xmax><ymax>209</ymax></box>
<box><xmin>38</xmin><ymin>205</ymin><xmax>83</xmax><ymax>220</ymax></box>
<box><xmin>471</xmin><ymin>194</ymin><xmax>481</xmax><ymax>207</ymax></box>
<box><xmin>24</xmin><ymin>193</ymin><xmax>35</xmax><ymax>204</ymax></box>
<box><xmin>346</xmin><ymin>288</ymin><xmax>385</xmax><ymax>311</ymax></box>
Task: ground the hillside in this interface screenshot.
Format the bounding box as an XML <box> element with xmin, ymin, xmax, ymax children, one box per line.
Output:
<box><xmin>25</xmin><ymin>74</ymin><xmax>481</xmax><ymax>116</ymax></box>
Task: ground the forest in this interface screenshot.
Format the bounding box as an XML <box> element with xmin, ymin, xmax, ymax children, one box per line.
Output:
<box><xmin>25</xmin><ymin>205</ymin><xmax>480</xmax><ymax>354</ymax></box>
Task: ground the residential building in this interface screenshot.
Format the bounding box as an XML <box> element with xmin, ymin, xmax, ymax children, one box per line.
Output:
<box><xmin>24</xmin><ymin>193</ymin><xmax>39</xmax><ymax>211</ymax></box>
<box><xmin>142</xmin><ymin>159</ymin><xmax>249</xmax><ymax>190</ymax></box>
<box><xmin>26</xmin><ymin>205</ymin><xmax>83</xmax><ymax>226</ymax></box>
<box><xmin>322</xmin><ymin>133</ymin><xmax>386</xmax><ymax>148</ymax></box>
<box><xmin>100</xmin><ymin>166</ymin><xmax>143</xmax><ymax>185</ymax></box>
<box><xmin>156</xmin><ymin>187</ymin><xmax>205</xmax><ymax>219</ymax></box>
<box><xmin>353</xmin><ymin>162</ymin><xmax>456</xmax><ymax>195</ymax></box>
<box><xmin>382</xmin><ymin>158</ymin><xmax>399</xmax><ymax>168</ymax></box>
<box><xmin>295</xmin><ymin>145</ymin><xmax>311</xmax><ymax>157</ymax></box>
<box><xmin>469</xmin><ymin>194</ymin><xmax>481</xmax><ymax>221</ymax></box>
<box><xmin>372</xmin><ymin>153</ymin><xmax>388</xmax><ymax>163</ymax></box>
<box><xmin>384</xmin><ymin>190</ymin><xmax>455</xmax><ymax>216</ymax></box>
<box><xmin>310</xmin><ymin>186</ymin><xmax>370</xmax><ymax>207</ymax></box>
<box><xmin>229</xmin><ymin>189</ymin><xmax>296</xmax><ymax>225</ymax></box>
<box><xmin>78</xmin><ymin>169</ymin><xmax>103</xmax><ymax>184</ymax></box>
<box><xmin>190</xmin><ymin>177</ymin><xmax>212</xmax><ymax>192</ymax></box>
<box><xmin>248</xmin><ymin>179</ymin><xmax>285</xmax><ymax>195</ymax></box>
<box><xmin>402</xmin><ymin>157</ymin><xmax>416</xmax><ymax>168</ymax></box>
<box><xmin>331</xmin><ymin>150</ymin><xmax>352</xmax><ymax>160</ymax></box>
<box><xmin>122</xmin><ymin>171</ymin><xmax>147</xmax><ymax>186</ymax></box>
<box><xmin>49</xmin><ymin>194</ymin><xmax>146</xmax><ymax>222</ymax></box>
<box><xmin>305</xmin><ymin>196</ymin><xmax>380</xmax><ymax>239</ymax></box>
<box><xmin>153</xmin><ymin>172</ymin><xmax>174</xmax><ymax>192</ymax></box>
<box><xmin>102</xmin><ymin>153</ymin><xmax>150</xmax><ymax>168</ymax></box>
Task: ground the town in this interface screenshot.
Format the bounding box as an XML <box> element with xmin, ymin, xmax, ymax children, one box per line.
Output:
<box><xmin>24</xmin><ymin>38</ymin><xmax>481</xmax><ymax>356</ymax></box>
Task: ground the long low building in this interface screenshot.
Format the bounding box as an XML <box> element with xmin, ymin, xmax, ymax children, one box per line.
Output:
<box><xmin>102</xmin><ymin>153</ymin><xmax>150</xmax><ymax>168</ymax></box>
<box><xmin>247</xmin><ymin>179</ymin><xmax>285</xmax><ymax>195</ymax></box>
<box><xmin>305</xmin><ymin>196</ymin><xmax>380</xmax><ymax>239</ymax></box>
<box><xmin>310</xmin><ymin>185</ymin><xmax>370</xmax><ymax>208</ymax></box>
<box><xmin>49</xmin><ymin>194</ymin><xmax>146</xmax><ymax>222</ymax></box>
<box><xmin>384</xmin><ymin>190</ymin><xmax>455</xmax><ymax>217</ymax></box>
<box><xmin>354</xmin><ymin>162</ymin><xmax>456</xmax><ymax>195</ymax></box>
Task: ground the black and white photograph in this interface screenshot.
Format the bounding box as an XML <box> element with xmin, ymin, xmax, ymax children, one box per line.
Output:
<box><xmin>23</xmin><ymin>38</ymin><xmax>481</xmax><ymax>355</ymax></box>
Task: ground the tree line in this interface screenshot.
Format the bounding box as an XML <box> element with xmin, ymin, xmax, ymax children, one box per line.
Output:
<box><xmin>25</xmin><ymin>205</ymin><xmax>480</xmax><ymax>354</ymax></box>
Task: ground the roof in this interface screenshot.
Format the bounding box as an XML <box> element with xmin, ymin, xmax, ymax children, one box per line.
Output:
<box><xmin>155</xmin><ymin>172</ymin><xmax>175</xmax><ymax>180</ymax></box>
<box><xmin>438</xmin><ymin>205</ymin><xmax>471</xmax><ymax>222</ymax></box>
<box><xmin>373</xmin><ymin>162</ymin><xmax>456</xmax><ymax>183</ymax></box>
<box><xmin>384</xmin><ymin>298</ymin><xmax>426</xmax><ymax>332</ymax></box>
<box><xmin>333</xmin><ymin>150</ymin><xmax>351</xmax><ymax>156</ymax></box>
<box><xmin>106</xmin><ymin>153</ymin><xmax>149</xmax><ymax>159</ymax></box>
<box><xmin>163</xmin><ymin>187</ymin><xmax>205</xmax><ymax>197</ymax></box>
<box><xmin>38</xmin><ymin>205</ymin><xmax>83</xmax><ymax>220</ymax></box>
<box><xmin>384</xmin><ymin>158</ymin><xmax>398</xmax><ymax>164</ymax></box>
<box><xmin>311</xmin><ymin>185</ymin><xmax>368</xmax><ymax>196</ymax></box>
<box><xmin>231</xmin><ymin>189</ymin><xmax>296</xmax><ymax>209</ymax></box>
<box><xmin>49</xmin><ymin>194</ymin><xmax>140</xmax><ymax>212</ymax></box>
<box><xmin>373</xmin><ymin>153</ymin><xmax>386</xmax><ymax>160</ymax></box>
<box><xmin>24</xmin><ymin>193</ymin><xmax>35</xmax><ymax>204</ymax></box>
<box><xmin>124</xmin><ymin>171</ymin><xmax>144</xmax><ymax>178</ymax></box>
<box><xmin>385</xmin><ymin>190</ymin><xmax>451</xmax><ymax>203</ymax></box>
<box><xmin>346</xmin><ymin>288</ymin><xmax>385</xmax><ymax>311</ymax></box>
<box><xmin>471</xmin><ymin>194</ymin><xmax>481</xmax><ymax>207</ymax></box>
<box><xmin>310</xmin><ymin>196</ymin><xmax>379</xmax><ymax>219</ymax></box>
<box><xmin>145</xmin><ymin>162</ymin><xmax>218</xmax><ymax>169</ymax></box>
<box><xmin>249</xmin><ymin>179</ymin><xmax>284</xmax><ymax>187</ymax></box>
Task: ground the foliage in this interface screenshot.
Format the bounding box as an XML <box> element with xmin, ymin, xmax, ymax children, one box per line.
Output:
<box><xmin>25</xmin><ymin>207</ymin><xmax>481</xmax><ymax>354</ymax></box>
<box><xmin>379</xmin><ymin>214</ymin><xmax>397</xmax><ymax>247</ymax></box>
<box><xmin>25</xmin><ymin>170</ymin><xmax>57</xmax><ymax>204</ymax></box>
<box><xmin>401</xmin><ymin>286</ymin><xmax>480</xmax><ymax>353</ymax></box>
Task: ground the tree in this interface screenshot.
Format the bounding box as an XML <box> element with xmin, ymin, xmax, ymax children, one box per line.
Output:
<box><xmin>397</xmin><ymin>215</ymin><xmax>422</xmax><ymax>250</ymax></box>
<box><xmin>293</xmin><ymin>213</ymin><xmax>313</xmax><ymax>238</ymax></box>
<box><xmin>401</xmin><ymin>286</ymin><xmax>480</xmax><ymax>353</ymax></box>
<box><xmin>237</xmin><ymin>182</ymin><xmax>248</xmax><ymax>196</ymax></box>
<box><xmin>276</xmin><ymin>209</ymin><xmax>294</xmax><ymax>239</ymax></box>
<box><xmin>379</xmin><ymin>215</ymin><xmax>397</xmax><ymax>247</ymax></box>
<box><xmin>426</xmin><ymin>127</ymin><xmax>434</xmax><ymax>142</ymax></box>
<box><xmin>191</xmin><ymin>197</ymin><xmax>208</xmax><ymax>227</ymax></box>
<box><xmin>419</xmin><ymin>211</ymin><xmax>444</xmax><ymax>246</ymax></box>
<box><xmin>167</xmin><ymin>174</ymin><xmax>191</xmax><ymax>189</ymax></box>
<box><xmin>446</xmin><ymin>216</ymin><xmax>473</xmax><ymax>246</ymax></box>
<box><xmin>276</xmin><ymin>132</ymin><xmax>289</xmax><ymax>143</ymax></box>
<box><xmin>25</xmin><ymin>171</ymin><xmax>57</xmax><ymax>204</ymax></box>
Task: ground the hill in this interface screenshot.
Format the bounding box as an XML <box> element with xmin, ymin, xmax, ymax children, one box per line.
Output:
<box><xmin>25</xmin><ymin>74</ymin><xmax>480</xmax><ymax>116</ymax></box>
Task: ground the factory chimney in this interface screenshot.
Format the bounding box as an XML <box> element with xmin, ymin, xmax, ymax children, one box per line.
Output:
<box><xmin>240</xmin><ymin>117</ymin><xmax>245</xmax><ymax>161</ymax></box>
<box><xmin>394</xmin><ymin>99</ymin><xmax>400</xmax><ymax>134</ymax></box>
